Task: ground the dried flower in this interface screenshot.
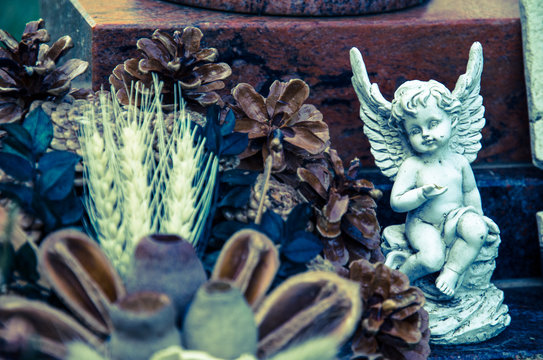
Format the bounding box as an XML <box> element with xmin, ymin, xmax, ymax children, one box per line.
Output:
<box><xmin>348</xmin><ymin>259</ymin><xmax>430</xmax><ymax>360</ymax></box>
<box><xmin>232</xmin><ymin>79</ymin><xmax>330</xmax><ymax>173</ymax></box>
<box><xmin>297</xmin><ymin>149</ymin><xmax>383</xmax><ymax>266</ymax></box>
<box><xmin>0</xmin><ymin>19</ymin><xmax>88</xmax><ymax>123</ymax></box>
<box><xmin>109</xmin><ymin>27</ymin><xmax>231</xmax><ymax>111</ymax></box>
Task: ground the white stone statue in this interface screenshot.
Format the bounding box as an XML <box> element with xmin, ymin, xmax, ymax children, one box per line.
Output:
<box><xmin>350</xmin><ymin>42</ymin><xmax>510</xmax><ymax>344</ymax></box>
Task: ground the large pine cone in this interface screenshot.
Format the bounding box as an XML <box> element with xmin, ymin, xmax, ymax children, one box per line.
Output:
<box><xmin>109</xmin><ymin>27</ymin><xmax>231</xmax><ymax>112</ymax></box>
<box><xmin>0</xmin><ymin>19</ymin><xmax>88</xmax><ymax>123</ymax></box>
<box><xmin>349</xmin><ymin>260</ymin><xmax>430</xmax><ymax>360</ymax></box>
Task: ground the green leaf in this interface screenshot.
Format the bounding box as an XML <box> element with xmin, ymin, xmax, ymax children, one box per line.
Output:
<box><xmin>0</xmin><ymin>183</ymin><xmax>33</xmax><ymax>210</ymax></box>
<box><xmin>220</xmin><ymin>108</ymin><xmax>236</xmax><ymax>136</ymax></box>
<box><xmin>0</xmin><ymin>123</ymin><xmax>32</xmax><ymax>157</ymax></box>
<box><xmin>33</xmin><ymin>199</ymin><xmax>58</xmax><ymax>233</ymax></box>
<box><xmin>212</xmin><ymin>221</ymin><xmax>248</xmax><ymax>241</ymax></box>
<box><xmin>285</xmin><ymin>203</ymin><xmax>313</xmax><ymax>235</ymax></box>
<box><xmin>205</xmin><ymin>105</ymin><xmax>221</xmax><ymax>153</ymax></box>
<box><xmin>282</xmin><ymin>231</ymin><xmax>322</xmax><ymax>263</ymax></box>
<box><xmin>0</xmin><ymin>241</ymin><xmax>15</xmax><ymax>285</ymax></box>
<box><xmin>257</xmin><ymin>210</ymin><xmax>284</xmax><ymax>244</ymax></box>
<box><xmin>48</xmin><ymin>191</ymin><xmax>83</xmax><ymax>226</ymax></box>
<box><xmin>217</xmin><ymin>186</ymin><xmax>251</xmax><ymax>208</ymax></box>
<box><xmin>22</xmin><ymin>107</ymin><xmax>53</xmax><ymax>155</ymax></box>
<box><xmin>0</xmin><ymin>152</ymin><xmax>33</xmax><ymax>181</ymax></box>
<box><xmin>220</xmin><ymin>169</ymin><xmax>259</xmax><ymax>186</ymax></box>
<box><xmin>38</xmin><ymin>151</ymin><xmax>80</xmax><ymax>201</ymax></box>
<box><xmin>221</xmin><ymin>133</ymin><xmax>249</xmax><ymax>156</ymax></box>
<box><xmin>14</xmin><ymin>242</ymin><xmax>39</xmax><ymax>282</ymax></box>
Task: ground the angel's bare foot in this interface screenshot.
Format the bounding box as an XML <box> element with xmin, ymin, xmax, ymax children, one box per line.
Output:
<box><xmin>435</xmin><ymin>267</ymin><xmax>460</xmax><ymax>297</ymax></box>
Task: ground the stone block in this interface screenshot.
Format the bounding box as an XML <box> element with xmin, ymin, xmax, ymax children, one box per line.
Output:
<box><xmin>520</xmin><ymin>0</ymin><xmax>543</xmax><ymax>169</ymax></box>
<box><xmin>41</xmin><ymin>0</ymin><xmax>529</xmax><ymax>165</ymax></box>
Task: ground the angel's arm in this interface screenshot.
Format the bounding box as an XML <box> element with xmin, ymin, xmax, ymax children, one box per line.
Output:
<box><xmin>461</xmin><ymin>157</ymin><xmax>483</xmax><ymax>215</ymax></box>
<box><xmin>390</xmin><ymin>158</ymin><xmax>426</xmax><ymax>213</ymax></box>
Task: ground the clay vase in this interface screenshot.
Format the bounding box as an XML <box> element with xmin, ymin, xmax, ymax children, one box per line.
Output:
<box><xmin>182</xmin><ymin>280</ymin><xmax>257</xmax><ymax>359</ymax></box>
<box><xmin>108</xmin><ymin>292</ymin><xmax>181</xmax><ymax>360</ymax></box>
<box><xmin>125</xmin><ymin>234</ymin><xmax>207</xmax><ymax>319</ymax></box>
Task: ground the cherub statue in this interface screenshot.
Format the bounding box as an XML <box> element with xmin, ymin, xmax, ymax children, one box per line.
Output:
<box><xmin>350</xmin><ymin>42</ymin><xmax>510</xmax><ymax>344</ymax></box>
<box><xmin>350</xmin><ymin>42</ymin><xmax>499</xmax><ymax>297</ymax></box>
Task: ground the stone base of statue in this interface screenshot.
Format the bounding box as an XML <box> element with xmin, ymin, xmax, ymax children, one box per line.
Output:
<box><xmin>382</xmin><ymin>224</ymin><xmax>511</xmax><ymax>345</ymax></box>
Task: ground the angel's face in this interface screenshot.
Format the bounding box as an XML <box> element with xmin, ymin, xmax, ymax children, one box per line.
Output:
<box><xmin>404</xmin><ymin>97</ymin><xmax>455</xmax><ymax>155</ymax></box>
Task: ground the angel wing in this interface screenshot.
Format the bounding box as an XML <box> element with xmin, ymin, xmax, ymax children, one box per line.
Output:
<box><xmin>450</xmin><ymin>42</ymin><xmax>485</xmax><ymax>163</ymax></box>
<box><xmin>350</xmin><ymin>47</ymin><xmax>412</xmax><ymax>180</ymax></box>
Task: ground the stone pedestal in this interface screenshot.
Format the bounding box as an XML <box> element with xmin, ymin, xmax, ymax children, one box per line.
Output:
<box><xmin>164</xmin><ymin>0</ymin><xmax>428</xmax><ymax>16</ymax></box>
<box><xmin>41</xmin><ymin>0</ymin><xmax>528</xmax><ymax>166</ymax></box>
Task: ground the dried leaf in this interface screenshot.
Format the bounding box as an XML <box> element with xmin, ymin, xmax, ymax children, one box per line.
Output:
<box><xmin>196</xmin><ymin>63</ymin><xmax>232</xmax><ymax>83</ymax></box>
<box><xmin>45</xmin><ymin>35</ymin><xmax>73</xmax><ymax>62</ymax></box>
<box><xmin>232</xmin><ymin>83</ymin><xmax>268</xmax><ymax>123</ymax></box>
<box><xmin>182</xmin><ymin>26</ymin><xmax>203</xmax><ymax>57</ymax></box>
<box><xmin>284</xmin><ymin>127</ymin><xmax>327</xmax><ymax>155</ymax></box>
<box><xmin>297</xmin><ymin>167</ymin><xmax>329</xmax><ymax>200</ymax></box>
<box><xmin>275</xmin><ymin>79</ymin><xmax>309</xmax><ymax>117</ymax></box>
<box><xmin>137</xmin><ymin>37</ymin><xmax>170</xmax><ymax>69</ymax></box>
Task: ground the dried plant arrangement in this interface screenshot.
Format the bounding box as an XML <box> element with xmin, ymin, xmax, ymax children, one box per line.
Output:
<box><xmin>0</xmin><ymin>20</ymin><xmax>433</xmax><ymax>360</ymax></box>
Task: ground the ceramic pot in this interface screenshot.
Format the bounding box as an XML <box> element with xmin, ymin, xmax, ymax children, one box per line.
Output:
<box><xmin>109</xmin><ymin>292</ymin><xmax>181</xmax><ymax>360</ymax></box>
<box><xmin>125</xmin><ymin>234</ymin><xmax>207</xmax><ymax>319</ymax></box>
<box><xmin>182</xmin><ymin>280</ymin><xmax>257</xmax><ymax>359</ymax></box>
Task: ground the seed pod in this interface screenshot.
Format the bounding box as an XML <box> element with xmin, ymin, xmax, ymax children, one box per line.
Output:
<box><xmin>40</xmin><ymin>229</ymin><xmax>126</xmax><ymax>336</ymax></box>
<box><xmin>109</xmin><ymin>291</ymin><xmax>181</xmax><ymax>360</ymax></box>
<box><xmin>212</xmin><ymin>229</ymin><xmax>279</xmax><ymax>306</ymax></box>
<box><xmin>254</xmin><ymin>271</ymin><xmax>362</xmax><ymax>358</ymax></box>
<box><xmin>182</xmin><ymin>280</ymin><xmax>258</xmax><ymax>359</ymax></box>
<box><xmin>0</xmin><ymin>296</ymin><xmax>103</xmax><ymax>358</ymax></box>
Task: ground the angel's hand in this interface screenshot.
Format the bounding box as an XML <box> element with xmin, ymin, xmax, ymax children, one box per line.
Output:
<box><xmin>421</xmin><ymin>184</ymin><xmax>448</xmax><ymax>199</ymax></box>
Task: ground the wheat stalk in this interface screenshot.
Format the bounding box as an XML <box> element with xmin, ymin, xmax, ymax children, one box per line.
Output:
<box><xmin>79</xmin><ymin>76</ymin><xmax>217</xmax><ymax>276</ymax></box>
<box><xmin>156</xmin><ymin>82</ymin><xmax>218</xmax><ymax>248</ymax></box>
<box><xmin>79</xmin><ymin>93</ymin><xmax>127</xmax><ymax>272</ymax></box>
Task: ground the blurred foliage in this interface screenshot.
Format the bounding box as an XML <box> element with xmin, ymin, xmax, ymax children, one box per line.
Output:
<box><xmin>0</xmin><ymin>0</ymin><xmax>40</xmax><ymax>40</ymax></box>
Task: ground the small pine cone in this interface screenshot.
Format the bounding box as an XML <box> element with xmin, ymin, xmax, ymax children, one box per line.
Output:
<box><xmin>0</xmin><ymin>19</ymin><xmax>88</xmax><ymax>123</ymax></box>
<box><xmin>109</xmin><ymin>27</ymin><xmax>231</xmax><ymax>113</ymax></box>
<box><xmin>248</xmin><ymin>174</ymin><xmax>305</xmax><ymax>221</ymax></box>
<box><xmin>349</xmin><ymin>260</ymin><xmax>430</xmax><ymax>360</ymax></box>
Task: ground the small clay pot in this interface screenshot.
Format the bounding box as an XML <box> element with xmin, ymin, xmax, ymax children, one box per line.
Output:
<box><xmin>182</xmin><ymin>280</ymin><xmax>257</xmax><ymax>359</ymax></box>
<box><xmin>125</xmin><ymin>234</ymin><xmax>207</xmax><ymax>319</ymax></box>
<box><xmin>109</xmin><ymin>292</ymin><xmax>181</xmax><ymax>360</ymax></box>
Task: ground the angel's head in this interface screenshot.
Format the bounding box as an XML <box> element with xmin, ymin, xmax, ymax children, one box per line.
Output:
<box><xmin>390</xmin><ymin>80</ymin><xmax>462</xmax><ymax>154</ymax></box>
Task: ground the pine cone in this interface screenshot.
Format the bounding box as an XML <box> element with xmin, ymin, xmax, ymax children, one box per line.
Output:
<box><xmin>297</xmin><ymin>150</ymin><xmax>384</xmax><ymax>266</ymax></box>
<box><xmin>0</xmin><ymin>19</ymin><xmax>88</xmax><ymax>123</ymax></box>
<box><xmin>349</xmin><ymin>260</ymin><xmax>430</xmax><ymax>360</ymax></box>
<box><xmin>109</xmin><ymin>27</ymin><xmax>231</xmax><ymax>112</ymax></box>
<box><xmin>232</xmin><ymin>79</ymin><xmax>330</xmax><ymax>173</ymax></box>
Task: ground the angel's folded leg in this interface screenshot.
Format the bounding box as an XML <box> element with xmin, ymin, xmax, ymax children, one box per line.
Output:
<box><xmin>400</xmin><ymin>219</ymin><xmax>445</xmax><ymax>282</ymax></box>
<box><xmin>437</xmin><ymin>212</ymin><xmax>488</xmax><ymax>296</ymax></box>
